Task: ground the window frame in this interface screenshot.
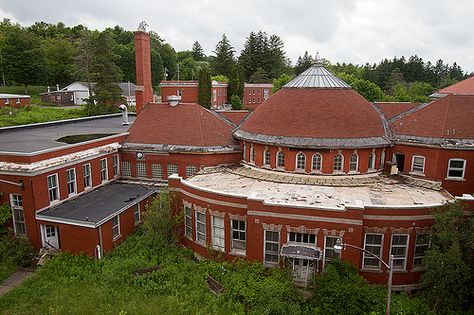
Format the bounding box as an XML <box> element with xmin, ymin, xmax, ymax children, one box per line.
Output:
<box><xmin>249</xmin><ymin>145</ymin><xmax>255</xmax><ymax>164</ymax></box>
<box><xmin>296</xmin><ymin>152</ymin><xmax>306</xmax><ymax>172</ymax></box>
<box><xmin>362</xmin><ymin>233</ymin><xmax>384</xmax><ymax>270</ymax></box>
<box><xmin>349</xmin><ymin>153</ymin><xmax>359</xmax><ymax>172</ymax></box>
<box><xmin>231</xmin><ymin>219</ymin><xmax>246</xmax><ymax>254</ymax></box>
<box><xmin>100</xmin><ymin>158</ymin><xmax>108</xmax><ymax>182</ymax></box>
<box><xmin>368</xmin><ymin>153</ymin><xmax>376</xmax><ymax>171</ymax></box>
<box><xmin>195</xmin><ymin>211</ymin><xmax>206</xmax><ymax>245</ymax></box>
<box><xmin>83</xmin><ymin>163</ymin><xmax>92</xmax><ymax>189</ymax></box>
<box><xmin>264</xmin><ymin>230</ymin><xmax>280</xmax><ymax>267</ymax></box>
<box><xmin>411</xmin><ymin>155</ymin><xmax>426</xmax><ymax>175</ymax></box>
<box><xmin>312</xmin><ymin>153</ymin><xmax>322</xmax><ymax>172</ymax></box>
<box><xmin>184</xmin><ymin>206</ymin><xmax>193</xmax><ymax>239</ymax></box>
<box><xmin>167</xmin><ymin>163</ymin><xmax>179</xmax><ymax>177</ymax></box>
<box><xmin>324</xmin><ymin>236</ymin><xmax>341</xmax><ymax>267</ymax></box>
<box><xmin>10</xmin><ymin>194</ymin><xmax>26</xmax><ymax>236</ymax></box>
<box><xmin>47</xmin><ymin>173</ymin><xmax>60</xmax><ymax>204</ymax></box>
<box><xmin>66</xmin><ymin>168</ymin><xmax>77</xmax><ymax>196</ymax></box>
<box><xmin>186</xmin><ymin>165</ymin><xmax>198</xmax><ymax>177</ymax></box>
<box><xmin>151</xmin><ymin>163</ymin><xmax>162</xmax><ymax>179</ymax></box>
<box><xmin>133</xmin><ymin>203</ymin><xmax>141</xmax><ymax>225</ymax></box>
<box><xmin>121</xmin><ymin>161</ymin><xmax>132</xmax><ymax>177</ymax></box>
<box><xmin>333</xmin><ymin>154</ymin><xmax>344</xmax><ymax>173</ymax></box>
<box><xmin>263</xmin><ymin>149</ymin><xmax>270</xmax><ymax>167</ymax></box>
<box><xmin>276</xmin><ymin>150</ymin><xmax>285</xmax><ymax>168</ymax></box>
<box><xmin>112</xmin><ymin>154</ymin><xmax>120</xmax><ymax>177</ymax></box>
<box><xmin>446</xmin><ymin>158</ymin><xmax>466</xmax><ymax>180</ymax></box>
<box><xmin>390</xmin><ymin>234</ymin><xmax>409</xmax><ymax>271</ymax></box>
<box><xmin>413</xmin><ymin>233</ymin><xmax>430</xmax><ymax>268</ymax></box>
<box><xmin>112</xmin><ymin>215</ymin><xmax>121</xmax><ymax>240</ymax></box>
<box><xmin>211</xmin><ymin>216</ymin><xmax>225</xmax><ymax>251</ymax></box>
<box><xmin>136</xmin><ymin>161</ymin><xmax>147</xmax><ymax>178</ymax></box>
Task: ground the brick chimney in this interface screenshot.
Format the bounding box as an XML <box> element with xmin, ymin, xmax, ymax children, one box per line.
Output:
<box><xmin>134</xmin><ymin>29</ymin><xmax>153</xmax><ymax>114</ymax></box>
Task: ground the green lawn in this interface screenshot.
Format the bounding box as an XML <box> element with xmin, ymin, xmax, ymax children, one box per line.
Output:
<box><xmin>0</xmin><ymin>106</ymin><xmax>86</xmax><ymax>127</ymax></box>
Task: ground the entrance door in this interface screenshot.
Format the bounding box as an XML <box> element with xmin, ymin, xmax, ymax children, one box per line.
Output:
<box><xmin>395</xmin><ymin>154</ymin><xmax>405</xmax><ymax>173</ymax></box>
<box><xmin>289</xmin><ymin>258</ymin><xmax>314</xmax><ymax>284</ymax></box>
<box><xmin>42</xmin><ymin>225</ymin><xmax>59</xmax><ymax>250</ymax></box>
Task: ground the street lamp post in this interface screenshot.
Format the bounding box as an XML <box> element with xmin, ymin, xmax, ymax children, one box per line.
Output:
<box><xmin>334</xmin><ymin>239</ymin><xmax>394</xmax><ymax>315</ymax></box>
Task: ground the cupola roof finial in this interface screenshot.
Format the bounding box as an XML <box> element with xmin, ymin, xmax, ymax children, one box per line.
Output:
<box><xmin>137</xmin><ymin>21</ymin><xmax>148</xmax><ymax>33</ymax></box>
<box><xmin>313</xmin><ymin>51</ymin><xmax>322</xmax><ymax>65</ymax></box>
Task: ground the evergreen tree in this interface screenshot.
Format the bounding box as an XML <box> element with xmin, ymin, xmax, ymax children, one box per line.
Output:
<box><xmin>210</xmin><ymin>34</ymin><xmax>235</xmax><ymax>77</ymax></box>
<box><xmin>249</xmin><ymin>67</ymin><xmax>270</xmax><ymax>83</ymax></box>
<box><xmin>228</xmin><ymin>64</ymin><xmax>245</xmax><ymax>100</ymax></box>
<box><xmin>385</xmin><ymin>68</ymin><xmax>405</xmax><ymax>95</ymax></box>
<box><xmin>75</xmin><ymin>33</ymin><xmax>95</xmax><ymax>97</ymax></box>
<box><xmin>230</xmin><ymin>95</ymin><xmax>242</xmax><ymax>110</ymax></box>
<box><xmin>267</xmin><ymin>34</ymin><xmax>286</xmax><ymax>79</ymax></box>
<box><xmin>294</xmin><ymin>51</ymin><xmax>313</xmax><ymax>75</ymax></box>
<box><xmin>197</xmin><ymin>67</ymin><xmax>211</xmax><ymax>108</ymax></box>
<box><xmin>192</xmin><ymin>41</ymin><xmax>205</xmax><ymax>61</ymax></box>
<box><xmin>91</xmin><ymin>31</ymin><xmax>123</xmax><ymax>106</ymax></box>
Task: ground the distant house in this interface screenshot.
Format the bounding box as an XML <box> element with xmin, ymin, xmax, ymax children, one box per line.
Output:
<box><xmin>0</xmin><ymin>94</ymin><xmax>31</xmax><ymax>108</ymax></box>
<box><xmin>160</xmin><ymin>80</ymin><xmax>228</xmax><ymax>109</ymax></box>
<box><xmin>243</xmin><ymin>83</ymin><xmax>273</xmax><ymax>110</ymax></box>
<box><xmin>40</xmin><ymin>82</ymin><xmax>137</xmax><ymax>106</ymax></box>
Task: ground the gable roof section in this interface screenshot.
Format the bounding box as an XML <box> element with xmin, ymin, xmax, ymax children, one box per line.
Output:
<box><xmin>438</xmin><ymin>76</ymin><xmax>474</xmax><ymax>95</ymax></box>
<box><xmin>390</xmin><ymin>94</ymin><xmax>474</xmax><ymax>140</ymax></box>
<box><xmin>374</xmin><ymin>102</ymin><xmax>419</xmax><ymax>120</ymax></box>
<box><xmin>125</xmin><ymin>103</ymin><xmax>238</xmax><ymax>151</ymax></box>
<box><xmin>216</xmin><ymin>110</ymin><xmax>251</xmax><ymax>126</ymax></box>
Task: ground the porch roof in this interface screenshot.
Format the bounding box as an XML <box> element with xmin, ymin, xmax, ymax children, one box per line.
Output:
<box><xmin>36</xmin><ymin>182</ymin><xmax>157</xmax><ymax>228</ymax></box>
<box><xmin>280</xmin><ymin>244</ymin><xmax>322</xmax><ymax>260</ymax></box>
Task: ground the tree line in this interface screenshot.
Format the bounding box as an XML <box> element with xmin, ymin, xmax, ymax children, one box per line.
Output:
<box><xmin>0</xmin><ymin>19</ymin><xmax>472</xmax><ymax>107</ymax></box>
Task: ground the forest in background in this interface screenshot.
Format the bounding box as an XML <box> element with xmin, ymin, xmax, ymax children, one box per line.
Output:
<box><xmin>0</xmin><ymin>19</ymin><xmax>472</xmax><ymax>103</ymax></box>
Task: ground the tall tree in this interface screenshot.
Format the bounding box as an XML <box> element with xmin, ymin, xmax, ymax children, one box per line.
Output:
<box><xmin>42</xmin><ymin>36</ymin><xmax>76</xmax><ymax>86</ymax></box>
<box><xmin>294</xmin><ymin>51</ymin><xmax>313</xmax><ymax>75</ymax></box>
<box><xmin>266</xmin><ymin>34</ymin><xmax>286</xmax><ymax>79</ymax></box>
<box><xmin>75</xmin><ymin>33</ymin><xmax>95</xmax><ymax>97</ymax></box>
<box><xmin>91</xmin><ymin>31</ymin><xmax>123</xmax><ymax>105</ymax></box>
<box><xmin>228</xmin><ymin>64</ymin><xmax>245</xmax><ymax>100</ymax></box>
<box><xmin>192</xmin><ymin>41</ymin><xmax>205</xmax><ymax>61</ymax></box>
<box><xmin>197</xmin><ymin>67</ymin><xmax>211</xmax><ymax>108</ymax></box>
<box><xmin>272</xmin><ymin>73</ymin><xmax>292</xmax><ymax>93</ymax></box>
<box><xmin>210</xmin><ymin>34</ymin><xmax>235</xmax><ymax>77</ymax></box>
<box><xmin>249</xmin><ymin>67</ymin><xmax>270</xmax><ymax>83</ymax></box>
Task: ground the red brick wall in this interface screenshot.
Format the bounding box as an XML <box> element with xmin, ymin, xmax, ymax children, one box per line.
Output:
<box><xmin>161</xmin><ymin>85</ymin><xmax>198</xmax><ymax>104</ymax></box>
<box><xmin>0</xmin><ymin>97</ymin><xmax>30</xmax><ymax>108</ymax></box>
<box><xmin>243</xmin><ymin>86</ymin><xmax>272</xmax><ymax>109</ymax></box>
<box><xmin>134</xmin><ymin>31</ymin><xmax>153</xmax><ymax>114</ymax></box>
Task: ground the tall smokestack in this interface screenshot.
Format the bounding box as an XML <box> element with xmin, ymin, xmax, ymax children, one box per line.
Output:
<box><xmin>134</xmin><ymin>22</ymin><xmax>153</xmax><ymax>115</ymax></box>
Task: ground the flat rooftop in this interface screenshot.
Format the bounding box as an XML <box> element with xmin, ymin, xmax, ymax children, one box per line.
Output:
<box><xmin>0</xmin><ymin>114</ymin><xmax>134</xmax><ymax>154</ymax></box>
<box><xmin>36</xmin><ymin>182</ymin><xmax>156</xmax><ymax>227</ymax></box>
<box><xmin>184</xmin><ymin>166</ymin><xmax>451</xmax><ymax>210</ymax></box>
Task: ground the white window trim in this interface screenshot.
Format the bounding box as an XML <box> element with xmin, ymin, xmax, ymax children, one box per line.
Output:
<box><xmin>390</xmin><ymin>234</ymin><xmax>410</xmax><ymax>271</ymax></box>
<box><xmin>211</xmin><ymin>216</ymin><xmax>225</xmax><ymax>251</ymax></box>
<box><xmin>349</xmin><ymin>154</ymin><xmax>359</xmax><ymax>173</ymax></box>
<box><xmin>100</xmin><ymin>158</ymin><xmax>108</xmax><ymax>182</ymax></box>
<box><xmin>112</xmin><ymin>215</ymin><xmax>121</xmax><ymax>241</ymax></box>
<box><xmin>446</xmin><ymin>158</ymin><xmax>466</xmax><ymax>180</ymax></box>
<box><xmin>113</xmin><ymin>154</ymin><xmax>120</xmax><ymax>177</ymax></box>
<box><xmin>231</xmin><ymin>219</ymin><xmax>246</xmax><ymax>256</ymax></box>
<box><xmin>311</xmin><ymin>153</ymin><xmax>323</xmax><ymax>173</ymax></box>
<box><xmin>136</xmin><ymin>162</ymin><xmax>147</xmax><ymax>178</ymax></box>
<box><xmin>249</xmin><ymin>145</ymin><xmax>255</xmax><ymax>164</ymax></box>
<box><xmin>83</xmin><ymin>163</ymin><xmax>92</xmax><ymax>190</ymax></box>
<box><xmin>184</xmin><ymin>206</ymin><xmax>193</xmax><ymax>240</ymax></box>
<box><xmin>323</xmin><ymin>235</ymin><xmax>341</xmax><ymax>269</ymax></box>
<box><xmin>413</xmin><ymin>233</ymin><xmax>431</xmax><ymax>269</ymax></box>
<box><xmin>368</xmin><ymin>153</ymin><xmax>376</xmax><ymax>171</ymax></box>
<box><xmin>295</xmin><ymin>152</ymin><xmax>306</xmax><ymax>172</ymax></box>
<box><xmin>276</xmin><ymin>150</ymin><xmax>285</xmax><ymax>169</ymax></box>
<box><xmin>66</xmin><ymin>168</ymin><xmax>77</xmax><ymax>196</ymax></box>
<box><xmin>333</xmin><ymin>154</ymin><xmax>344</xmax><ymax>173</ymax></box>
<box><xmin>263</xmin><ymin>149</ymin><xmax>270</xmax><ymax>167</ymax></box>
<box><xmin>410</xmin><ymin>155</ymin><xmax>426</xmax><ymax>175</ymax></box>
<box><xmin>263</xmin><ymin>230</ymin><xmax>280</xmax><ymax>267</ymax></box>
<box><xmin>10</xmin><ymin>194</ymin><xmax>26</xmax><ymax>236</ymax></box>
<box><xmin>195</xmin><ymin>211</ymin><xmax>206</xmax><ymax>246</ymax></box>
<box><xmin>47</xmin><ymin>173</ymin><xmax>60</xmax><ymax>205</ymax></box>
<box><xmin>133</xmin><ymin>203</ymin><xmax>141</xmax><ymax>226</ymax></box>
<box><xmin>362</xmin><ymin>233</ymin><xmax>384</xmax><ymax>271</ymax></box>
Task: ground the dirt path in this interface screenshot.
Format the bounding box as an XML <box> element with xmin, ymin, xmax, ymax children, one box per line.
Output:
<box><xmin>0</xmin><ymin>268</ymin><xmax>35</xmax><ymax>296</ymax></box>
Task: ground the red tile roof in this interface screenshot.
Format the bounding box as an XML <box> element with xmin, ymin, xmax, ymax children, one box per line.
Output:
<box><xmin>125</xmin><ymin>103</ymin><xmax>237</xmax><ymax>147</ymax></box>
<box><xmin>375</xmin><ymin>102</ymin><xmax>419</xmax><ymax>120</ymax></box>
<box><xmin>391</xmin><ymin>95</ymin><xmax>474</xmax><ymax>139</ymax></box>
<box><xmin>238</xmin><ymin>88</ymin><xmax>385</xmax><ymax>139</ymax></box>
<box><xmin>216</xmin><ymin>110</ymin><xmax>251</xmax><ymax>126</ymax></box>
<box><xmin>438</xmin><ymin>76</ymin><xmax>474</xmax><ymax>95</ymax></box>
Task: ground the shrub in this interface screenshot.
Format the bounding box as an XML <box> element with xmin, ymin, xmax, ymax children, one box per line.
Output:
<box><xmin>0</xmin><ymin>233</ymin><xmax>34</xmax><ymax>281</ymax></box>
<box><xmin>230</xmin><ymin>95</ymin><xmax>243</xmax><ymax>110</ymax></box>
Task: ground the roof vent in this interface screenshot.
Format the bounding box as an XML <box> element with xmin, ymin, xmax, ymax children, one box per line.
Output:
<box><xmin>168</xmin><ymin>95</ymin><xmax>181</xmax><ymax>107</ymax></box>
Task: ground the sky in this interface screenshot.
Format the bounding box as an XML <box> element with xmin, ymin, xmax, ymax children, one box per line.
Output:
<box><xmin>0</xmin><ymin>0</ymin><xmax>473</xmax><ymax>72</ymax></box>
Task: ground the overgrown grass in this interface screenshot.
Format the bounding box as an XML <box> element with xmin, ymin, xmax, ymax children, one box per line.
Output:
<box><xmin>0</xmin><ymin>106</ymin><xmax>86</xmax><ymax>127</ymax></box>
<box><xmin>0</xmin><ymin>85</ymin><xmax>47</xmax><ymax>96</ymax></box>
<box><xmin>0</xmin><ymin>230</ymin><xmax>302</xmax><ymax>314</ymax></box>
<box><xmin>0</xmin><ymin>233</ymin><xmax>34</xmax><ymax>282</ymax></box>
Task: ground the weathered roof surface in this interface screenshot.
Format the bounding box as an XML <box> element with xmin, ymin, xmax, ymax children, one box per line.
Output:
<box><xmin>183</xmin><ymin>166</ymin><xmax>451</xmax><ymax>210</ymax></box>
<box><xmin>374</xmin><ymin>102</ymin><xmax>419</xmax><ymax>120</ymax></box>
<box><xmin>236</xmin><ymin>88</ymin><xmax>387</xmax><ymax>146</ymax></box>
<box><xmin>0</xmin><ymin>114</ymin><xmax>134</xmax><ymax>154</ymax></box>
<box><xmin>125</xmin><ymin>103</ymin><xmax>238</xmax><ymax>150</ymax></box>
<box><xmin>390</xmin><ymin>94</ymin><xmax>474</xmax><ymax>141</ymax></box>
<box><xmin>36</xmin><ymin>182</ymin><xmax>156</xmax><ymax>227</ymax></box>
<box><xmin>284</xmin><ymin>61</ymin><xmax>350</xmax><ymax>89</ymax></box>
<box><xmin>438</xmin><ymin>75</ymin><xmax>474</xmax><ymax>95</ymax></box>
<box><xmin>216</xmin><ymin>110</ymin><xmax>251</xmax><ymax>126</ymax></box>
<box><xmin>281</xmin><ymin>244</ymin><xmax>321</xmax><ymax>260</ymax></box>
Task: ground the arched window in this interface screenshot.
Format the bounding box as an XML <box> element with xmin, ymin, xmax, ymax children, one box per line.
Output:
<box><xmin>312</xmin><ymin>154</ymin><xmax>322</xmax><ymax>172</ymax></box>
<box><xmin>242</xmin><ymin>143</ymin><xmax>246</xmax><ymax>160</ymax></box>
<box><xmin>333</xmin><ymin>154</ymin><xmax>344</xmax><ymax>172</ymax></box>
<box><xmin>296</xmin><ymin>152</ymin><xmax>306</xmax><ymax>171</ymax></box>
<box><xmin>263</xmin><ymin>149</ymin><xmax>270</xmax><ymax>166</ymax></box>
<box><xmin>276</xmin><ymin>151</ymin><xmax>285</xmax><ymax>168</ymax></box>
<box><xmin>368</xmin><ymin>153</ymin><xmax>376</xmax><ymax>170</ymax></box>
<box><xmin>349</xmin><ymin>154</ymin><xmax>358</xmax><ymax>172</ymax></box>
<box><xmin>250</xmin><ymin>145</ymin><xmax>255</xmax><ymax>163</ymax></box>
<box><xmin>380</xmin><ymin>150</ymin><xmax>386</xmax><ymax>169</ymax></box>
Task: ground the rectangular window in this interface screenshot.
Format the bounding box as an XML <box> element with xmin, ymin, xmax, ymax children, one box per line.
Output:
<box><xmin>136</xmin><ymin>162</ymin><xmax>147</xmax><ymax>178</ymax></box>
<box><xmin>121</xmin><ymin>161</ymin><xmax>132</xmax><ymax>177</ymax></box>
<box><xmin>4</xmin><ymin>98</ymin><xmax>9</xmax><ymax>104</ymax></box>
<box><xmin>47</xmin><ymin>174</ymin><xmax>59</xmax><ymax>203</ymax></box>
<box><xmin>196</xmin><ymin>212</ymin><xmax>206</xmax><ymax>244</ymax></box>
<box><xmin>112</xmin><ymin>215</ymin><xmax>120</xmax><ymax>239</ymax></box>
<box><xmin>213</xmin><ymin>90</ymin><xmax>217</xmax><ymax>101</ymax></box>
<box><xmin>66</xmin><ymin>168</ymin><xmax>76</xmax><ymax>195</ymax></box>
<box><xmin>184</xmin><ymin>206</ymin><xmax>192</xmax><ymax>238</ymax></box>
<box><xmin>152</xmin><ymin>163</ymin><xmax>162</xmax><ymax>179</ymax></box>
<box><xmin>167</xmin><ymin>164</ymin><xmax>178</xmax><ymax>177</ymax></box>
<box><xmin>10</xmin><ymin>194</ymin><xmax>26</xmax><ymax>236</ymax></box>
<box><xmin>113</xmin><ymin>154</ymin><xmax>119</xmax><ymax>177</ymax></box>
<box><xmin>186</xmin><ymin>165</ymin><xmax>197</xmax><ymax>177</ymax></box>
<box><xmin>391</xmin><ymin>234</ymin><xmax>409</xmax><ymax>270</ymax></box>
<box><xmin>411</xmin><ymin>156</ymin><xmax>425</xmax><ymax>174</ymax></box>
<box><xmin>264</xmin><ymin>230</ymin><xmax>280</xmax><ymax>267</ymax></box>
<box><xmin>231</xmin><ymin>220</ymin><xmax>246</xmax><ymax>252</ymax></box>
<box><xmin>83</xmin><ymin>163</ymin><xmax>92</xmax><ymax>189</ymax></box>
<box><xmin>133</xmin><ymin>204</ymin><xmax>140</xmax><ymax>225</ymax></box>
<box><xmin>363</xmin><ymin>233</ymin><xmax>383</xmax><ymax>270</ymax></box>
<box><xmin>16</xmin><ymin>98</ymin><xmax>20</xmax><ymax>104</ymax></box>
<box><xmin>288</xmin><ymin>232</ymin><xmax>316</xmax><ymax>245</ymax></box>
<box><xmin>324</xmin><ymin>236</ymin><xmax>341</xmax><ymax>266</ymax></box>
<box><xmin>413</xmin><ymin>233</ymin><xmax>430</xmax><ymax>268</ymax></box>
<box><xmin>100</xmin><ymin>158</ymin><xmax>108</xmax><ymax>182</ymax></box>
<box><xmin>447</xmin><ymin>159</ymin><xmax>466</xmax><ymax>179</ymax></box>
<box><xmin>212</xmin><ymin>216</ymin><xmax>225</xmax><ymax>251</ymax></box>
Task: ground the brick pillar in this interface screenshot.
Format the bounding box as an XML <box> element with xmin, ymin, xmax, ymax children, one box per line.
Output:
<box><xmin>134</xmin><ymin>31</ymin><xmax>153</xmax><ymax>114</ymax></box>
